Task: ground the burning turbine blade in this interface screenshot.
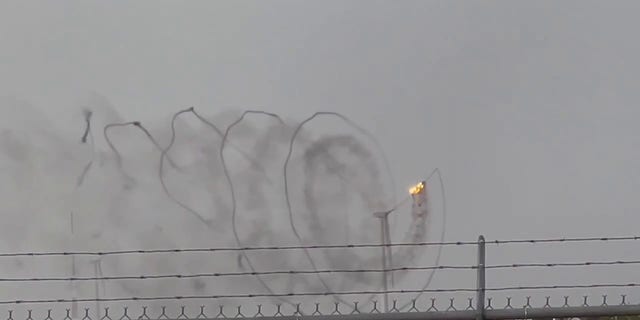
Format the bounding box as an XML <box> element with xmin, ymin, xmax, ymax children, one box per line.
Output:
<box><xmin>409</xmin><ymin>181</ymin><xmax>425</xmax><ymax>195</ymax></box>
<box><xmin>410</xmin><ymin>181</ymin><xmax>428</xmax><ymax>218</ymax></box>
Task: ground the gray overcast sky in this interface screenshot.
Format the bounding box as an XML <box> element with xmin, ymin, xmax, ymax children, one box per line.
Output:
<box><xmin>1</xmin><ymin>0</ymin><xmax>640</xmax><ymax>306</ymax></box>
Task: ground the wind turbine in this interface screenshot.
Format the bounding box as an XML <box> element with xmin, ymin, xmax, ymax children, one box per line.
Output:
<box><xmin>373</xmin><ymin>180</ymin><xmax>427</xmax><ymax>312</ymax></box>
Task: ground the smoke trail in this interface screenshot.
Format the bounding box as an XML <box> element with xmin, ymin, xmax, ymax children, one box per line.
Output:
<box><xmin>81</xmin><ymin>109</ymin><xmax>92</xmax><ymax>144</ymax></box>
<box><xmin>189</xmin><ymin>108</ymin><xmax>274</xmax><ymax>185</ymax></box>
<box><xmin>397</xmin><ymin>168</ymin><xmax>447</xmax><ymax>311</ymax></box>
<box><xmin>300</xmin><ymin>134</ymin><xmax>387</xmax><ymax>305</ymax></box>
<box><xmin>158</xmin><ymin>107</ymin><xmax>215</xmax><ymax>228</ymax></box>
<box><xmin>219</xmin><ymin>110</ymin><xmax>299</xmax><ymax>308</ymax></box>
<box><xmin>103</xmin><ymin>121</ymin><xmax>139</xmax><ymax>188</ymax></box>
<box><xmin>302</xmin><ymin>135</ymin><xmax>384</xmax><ymax>261</ymax></box>
<box><xmin>283</xmin><ymin>112</ymin><xmax>396</xmax><ymax>307</ymax></box>
<box><xmin>233</xmin><ymin>114</ymin><xmax>320</xmax><ymax>297</ymax></box>
<box><xmin>132</xmin><ymin>121</ymin><xmax>180</xmax><ymax>171</ymax></box>
<box><xmin>76</xmin><ymin>109</ymin><xmax>95</xmax><ymax>187</ymax></box>
<box><xmin>2</xmin><ymin>100</ymin><xmax>444</xmax><ymax>309</ymax></box>
<box><xmin>158</xmin><ymin>107</ymin><xmax>281</xmax><ymax>229</ymax></box>
<box><xmin>104</xmin><ymin>121</ymin><xmax>180</xmax><ymax>188</ymax></box>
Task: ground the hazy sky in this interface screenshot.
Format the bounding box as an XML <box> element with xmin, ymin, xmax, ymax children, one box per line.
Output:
<box><xmin>1</xmin><ymin>0</ymin><xmax>640</xmax><ymax>310</ymax></box>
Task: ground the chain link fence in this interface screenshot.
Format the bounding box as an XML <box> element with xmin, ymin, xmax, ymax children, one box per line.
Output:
<box><xmin>1</xmin><ymin>235</ymin><xmax>639</xmax><ymax>320</ymax></box>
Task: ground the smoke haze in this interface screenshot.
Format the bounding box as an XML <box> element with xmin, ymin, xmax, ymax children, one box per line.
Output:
<box><xmin>0</xmin><ymin>96</ymin><xmax>442</xmax><ymax>313</ymax></box>
<box><xmin>2</xmin><ymin>0</ymin><xmax>640</xmax><ymax>315</ymax></box>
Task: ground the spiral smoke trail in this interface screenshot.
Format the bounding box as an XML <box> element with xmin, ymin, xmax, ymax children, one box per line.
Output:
<box><xmin>58</xmin><ymin>106</ymin><xmax>445</xmax><ymax>309</ymax></box>
<box><xmin>301</xmin><ymin>134</ymin><xmax>385</xmax><ymax>306</ymax></box>
<box><xmin>158</xmin><ymin>107</ymin><xmax>215</xmax><ymax>228</ymax></box>
<box><xmin>158</xmin><ymin>107</ymin><xmax>280</xmax><ymax>229</ymax></box>
<box><xmin>132</xmin><ymin>121</ymin><xmax>180</xmax><ymax>171</ymax></box>
<box><xmin>219</xmin><ymin>110</ymin><xmax>298</xmax><ymax>308</ymax></box>
<box><xmin>283</xmin><ymin>111</ymin><xmax>397</xmax><ymax>308</ymax></box>
<box><xmin>103</xmin><ymin>121</ymin><xmax>139</xmax><ymax>188</ymax></box>
<box><xmin>191</xmin><ymin>108</ymin><xmax>274</xmax><ymax>181</ymax></box>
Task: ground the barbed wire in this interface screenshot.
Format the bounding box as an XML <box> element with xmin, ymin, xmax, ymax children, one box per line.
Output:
<box><xmin>0</xmin><ymin>235</ymin><xmax>638</xmax><ymax>258</ymax></box>
<box><xmin>488</xmin><ymin>235</ymin><xmax>640</xmax><ymax>244</ymax></box>
<box><xmin>486</xmin><ymin>260</ymin><xmax>640</xmax><ymax>269</ymax></box>
<box><xmin>0</xmin><ymin>242</ymin><xmax>474</xmax><ymax>258</ymax></box>
<box><xmin>0</xmin><ymin>259</ymin><xmax>638</xmax><ymax>283</ymax></box>
<box><xmin>1</xmin><ymin>283</ymin><xmax>638</xmax><ymax>305</ymax></box>
<box><xmin>0</xmin><ymin>266</ymin><xmax>463</xmax><ymax>282</ymax></box>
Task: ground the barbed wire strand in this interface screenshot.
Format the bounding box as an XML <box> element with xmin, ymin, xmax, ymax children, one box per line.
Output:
<box><xmin>2</xmin><ymin>283</ymin><xmax>639</xmax><ymax>305</ymax></box>
<box><xmin>0</xmin><ymin>266</ymin><xmax>470</xmax><ymax>283</ymax></box>
<box><xmin>489</xmin><ymin>236</ymin><xmax>640</xmax><ymax>245</ymax></box>
<box><xmin>3</xmin><ymin>259</ymin><xmax>639</xmax><ymax>283</ymax></box>
<box><xmin>0</xmin><ymin>243</ymin><xmax>466</xmax><ymax>258</ymax></box>
<box><xmin>2</xmin><ymin>236</ymin><xmax>639</xmax><ymax>258</ymax></box>
<box><xmin>486</xmin><ymin>260</ymin><xmax>640</xmax><ymax>269</ymax></box>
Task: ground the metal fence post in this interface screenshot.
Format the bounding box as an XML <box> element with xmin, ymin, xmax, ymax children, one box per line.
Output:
<box><xmin>476</xmin><ymin>235</ymin><xmax>486</xmax><ymax>320</ymax></box>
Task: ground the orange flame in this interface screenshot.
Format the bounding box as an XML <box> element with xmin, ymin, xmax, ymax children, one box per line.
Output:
<box><xmin>409</xmin><ymin>181</ymin><xmax>425</xmax><ymax>195</ymax></box>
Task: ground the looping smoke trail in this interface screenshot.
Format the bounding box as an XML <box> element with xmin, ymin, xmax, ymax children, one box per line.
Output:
<box><xmin>77</xmin><ymin>109</ymin><xmax>95</xmax><ymax>187</ymax></box>
<box><xmin>103</xmin><ymin>121</ymin><xmax>138</xmax><ymax>187</ymax></box>
<box><xmin>300</xmin><ymin>135</ymin><xmax>380</xmax><ymax>305</ymax></box>
<box><xmin>104</xmin><ymin>121</ymin><xmax>180</xmax><ymax>188</ymax></box>
<box><xmin>397</xmin><ymin>167</ymin><xmax>446</xmax><ymax>311</ymax></box>
<box><xmin>190</xmin><ymin>108</ymin><xmax>274</xmax><ymax>185</ymax></box>
<box><xmin>283</xmin><ymin>112</ymin><xmax>396</xmax><ymax>308</ymax></box>
<box><xmin>302</xmin><ymin>136</ymin><xmax>383</xmax><ymax>249</ymax></box>
<box><xmin>189</xmin><ymin>108</ymin><xmax>223</xmax><ymax>135</ymax></box>
<box><xmin>158</xmin><ymin>107</ymin><xmax>278</xmax><ymax>228</ymax></box>
<box><xmin>158</xmin><ymin>107</ymin><xmax>216</xmax><ymax>229</ymax></box>
<box><xmin>86</xmin><ymin>107</ymin><xmax>439</xmax><ymax>309</ymax></box>
<box><xmin>301</xmin><ymin>134</ymin><xmax>410</xmax><ymax>306</ymax></box>
<box><xmin>219</xmin><ymin>110</ymin><xmax>297</xmax><ymax>309</ymax></box>
<box><xmin>132</xmin><ymin>122</ymin><xmax>180</xmax><ymax>171</ymax></box>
